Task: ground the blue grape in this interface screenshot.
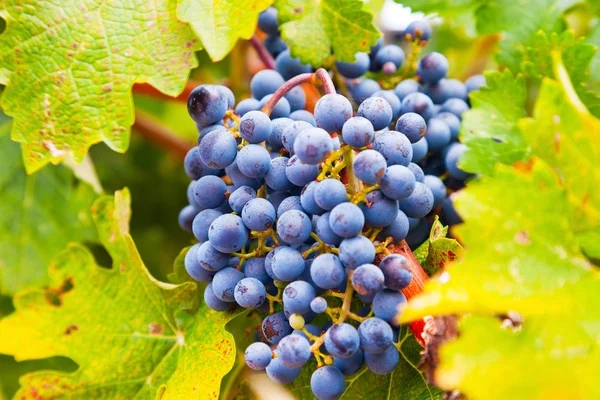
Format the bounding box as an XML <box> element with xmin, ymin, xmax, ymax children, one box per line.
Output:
<box><xmin>265</xmin><ymin>35</ymin><xmax>286</xmax><ymax>57</ymax></box>
<box><xmin>436</xmin><ymin>111</ymin><xmax>461</xmax><ymax>141</ymax></box>
<box><xmin>300</xmin><ymin>181</ymin><xmax>325</xmax><ymax>215</ymax></box>
<box><xmin>311</xmin><ymin>366</ymin><xmax>346</xmax><ymax>400</ymax></box>
<box><xmin>266</xmin><ymin>351</ymin><xmax>302</xmax><ymax>384</ymax></box>
<box><xmin>444</xmin><ymin>143</ymin><xmax>471</xmax><ymax>180</ymax></box>
<box><xmin>379</xmin><ymin>254</ymin><xmax>412</xmax><ymax>290</ymax></box>
<box><xmin>372</xmin><ymin>289</ymin><xmax>407</xmax><ymax>324</ymax></box>
<box><xmin>208</xmin><ymin>214</ymin><xmax>248</xmax><ymax>253</ymax></box>
<box><xmin>314</xmin><ymin>94</ymin><xmax>353</xmax><ymax>133</ymax></box>
<box><xmin>242</xmin><ymin>198</ymin><xmax>276</xmax><ymax>231</ymax></box>
<box><xmin>440</xmin><ymin>98</ymin><xmax>469</xmax><ymax>119</ymax></box>
<box><xmin>381</xmin><ymin>165</ymin><xmax>416</xmax><ymax>200</ymax></box>
<box><xmin>289</xmin><ymin>109</ymin><xmax>316</xmax><ymax>126</ymax></box>
<box><xmin>406</xmin><ymin>218</ymin><xmax>432</xmax><ymax>249</ymax></box>
<box><xmin>360</xmin><ymin>190</ymin><xmax>399</xmax><ymax>228</ymax></box>
<box><xmin>185</xmin><ymin>244</ymin><xmax>214</xmax><ymax>282</ymax></box>
<box><xmin>373</xmin><ymin>131</ymin><xmax>413</xmax><ymax>167</ymax></box>
<box><xmin>217</xmin><ymin>85</ymin><xmax>235</xmax><ymax>108</ymax></box>
<box><xmin>184</xmin><ymin>146</ymin><xmax>207</xmax><ymax>180</ymax></box>
<box><xmin>268</xmin><ymin>117</ymin><xmax>293</xmax><ymax>151</ymax></box>
<box><xmin>369</xmin><ymin>37</ymin><xmax>384</xmax><ymax>59</ymax></box>
<box><xmin>239</xmin><ymin>110</ymin><xmax>272</xmax><ymax>143</ymax></box>
<box><xmin>198</xmin><ymin>123</ymin><xmax>227</xmax><ymax>142</ymax></box>
<box><xmin>258</xmin><ymin>7</ymin><xmax>279</xmax><ymax>35</ymax></box>
<box><xmin>187</xmin><ymin>84</ymin><xmax>227</xmax><ymax>126</ymax></box>
<box><xmin>199</xmin><ymin>130</ymin><xmax>237</xmax><ymax>169</ymax></box>
<box><xmin>311</xmin><ymin>253</ymin><xmax>346</xmax><ymax>289</ymax></box>
<box><xmin>277</xmin><ymin>209</ymin><xmax>312</xmax><ymax>244</ymax></box>
<box><xmin>396</xmin><ymin>112</ymin><xmax>426</xmax><ymax>143</ymax></box>
<box><xmin>193</xmin><ymin>175</ymin><xmax>226</xmax><ymax>209</ymax></box>
<box><xmin>228</xmin><ymin>186</ymin><xmax>256</xmax><ymax>213</ymax></box>
<box><xmin>283</xmin><ymin>280</ymin><xmax>316</xmax><ymax>315</ymax></box>
<box><xmin>358</xmin><ymin>97</ymin><xmax>393</xmax><ymax>131</ymax></box>
<box><xmin>265</xmin><ymin>156</ymin><xmax>294</xmax><ymax>191</ymax></box>
<box><xmin>235</xmin><ymin>98</ymin><xmax>261</xmax><ymax>116</ymax></box>
<box><xmin>424</xmin><ymin>118</ymin><xmax>451</xmax><ymax>152</ymax></box>
<box><xmin>411</xmin><ymin>137</ymin><xmax>428</xmax><ymax>163</ymax></box>
<box><xmin>443</xmin><ymin>195</ymin><xmax>463</xmax><ymax>225</ymax></box>
<box><xmin>372</xmin><ymin>90</ymin><xmax>402</xmax><ymax>119</ymax></box>
<box><xmin>251</xmin><ymin>69</ymin><xmax>284</xmax><ymax>100</ymax></box>
<box><xmin>275</xmin><ymin>49</ymin><xmax>312</xmax><ymax>80</ymax></box>
<box><xmin>314</xmin><ymin>179</ymin><xmax>348</xmax><ymax>211</ymax></box>
<box><xmin>277</xmin><ymin>334</ymin><xmax>311</xmax><ymax>368</ymax></box>
<box><xmin>294</xmin><ymin>127</ymin><xmax>333</xmax><ymax>164</ymax></box>
<box><xmin>268</xmin><ymin>191</ymin><xmax>290</xmax><ymax>212</ymax></box>
<box><xmin>277</xmin><ymin>195</ymin><xmax>305</xmax><ymax>217</ymax></box>
<box><xmin>417</xmin><ymin>52</ymin><xmax>448</xmax><ymax>84</ymax></box>
<box><xmin>351</xmin><ymin>79</ymin><xmax>381</xmax><ymax>104</ymax></box>
<box><xmin>407</xmin><ymin>162</ymin><xmax>425</xmax><ymax>183</ymax></box>
<box><xmin>234</xmin><ymin>277</ymin><xmax>267</xmax><ymax>308</ymax></box>
<box><xmin>425</xmin><ymin>78</ymin><xmax>467</xmax><ymax>104</ymax></box>
<box><xmin>315</xmin><ymin>212</ymin><xmax>343</xmax><ymax>246</ymax></box>
<box><xmin>334</xmin><ymin>348</ymin><xmax>364</xmax><ymax>376</ymax></box>
<box><xmin>338</xmin><ymin>236</ymin><xmax>375</xmax><ymax>269</ymax></box>
<box><xmin>196</xmin><ymin>241</ymin><xmax>229</xmax><ymax>272</ymax></box>
<box><xmin>398</xmin><ymin>182</ymin><xmax>434</xmax><ymax>218</ymax></box>
<box><xmin>353</xmin><ymin>149</ymin><xmax>387</xmax><ymax>185</ymax></box>
<box><xmin>260</xmin><ymin>94</ymin><xmax>291</xmax><ymax>119</ymax></box>
<box><xmin>178</xmin><ymin>205</ymin><xmax>199</xmax><ymax>232</ymax></box>
<box><xmin>325</xmin><ymin>323</ymin><xmax>360</xmax><ymax>359</ymax></box>
<box><xmin>424</xmin><ymin>175</ymin><xmax>446</xmax><ymax>208</ymax></box>
<box><xmin>336</xmin><ymin>52</ymin><xmax>370</xmax><ymax>79</ymax></box>
<box><xmin>262</xmin><ymin>312</ymin><xmax>293</xmax><ymax>344</ymax></box>
<box><xmin>286</xmin><ymin>155</ymin><xmax>320</xmax><ymax>186</ymax></box>
<box><xmin>358</xmin><ymin>317</ymin><xmax>393</xmax><ymax>354</ymax></box>
<box><xmin>364</xmin><ymin>344</ymin><xmax>399</xmax><ymax>375</ymax></box>
<box><xmin>271</xmin><ymin>246</ymin><xmax>305</xmax><ymax>281</ymax></box>
<box><xmin>237</xmin><ymin>144</ymin><xmax>271</xmax><ymax>178</ymax></box>
<box><xmin>375</xmin><ymin>45</ymin><xmax>405</xmax><ymax>69</ymax></box>
<box><xmin>341</xmin><ymin>116</ymin><xmax>375</xmax><ymax>148</ymax></box>
<box><xmin>204</xmin><ymin>283</ymin><xmax>232</xmax><ymax>311</ymax></box>
<box><xmin>225</xmin><ymin>159</ymin><xmax>264</xmax><ymax>190</ymax></box>
<box><xmin>282</xmin><ymin>120</ymin><xmax>312</xmax><ymax>153</ymax></box>
<box><xmin>212</xmin><ymin>267</ymin><xmax>244</xmax><ymax>302</ymax></box>
<box><xmin>394</xmin><ymin>80</ymin><xmax>421</xmax><ymax>100</ymax></box>
<box><xmin>285</xmin><ymin>86</ymin><xmax>306</xmax><ymax>112</ymax></box>
<box><xmin>245</xmin><ymin>342</ymin><xmax>272</xmax><ymax>371</ymax></box>
<box><xmin>329</xmin><ymin>202</ymin><xmax>364</xmax><ymax>238</ymax></box>
<box><xmin>378</xmin><ymin>210</ymin><xmax>410</xmax><ymax>242</ymax></box>
<box><xmin>310</xmin><ymin>297</ymin><xmax>328</xmax><ymax>314</ymax></box>
<box><xmin>404</xmin><ymin>19</ymin><xmax>432</xmax><ymax>41</ymax></box>
<box><xmin>243</xmin><ymin>257</ymin><xmax>271</xmax><ymax>285</ymax></box>
<box><xmin>401</xmin><ymin>92</ymin><xmax>435</xmax><ymax>121</ymax></box>
<box><xmin>466</xmin><ymin>74</ymin><xmax>486</xmax><ymax>93</ymax></box>
<box><xmin>352</xmin><ymin>264</ymin><xmax>385</xmax><ymax>296</ymax></box>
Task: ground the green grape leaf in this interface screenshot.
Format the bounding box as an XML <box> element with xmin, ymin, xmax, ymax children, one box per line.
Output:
<box><xmin>459</xmin><ymin>70</ymin><xmax>528</xmax><ymax>175</ymax></box>
<box><xmin>275</xmin><ymin>0</ymin><xmax>381</xmax><ymax>65</ymax></box>
<box><xmin>0</xmin><ymin>133</ymin><xmax>98</xmax><ymax>296</ymax></box>
<box><xmin>288</xmin><ymin>328</ymin><xmax>443</xmax><ymax>400</ymax></box>
<box><xmin>178</xmin><ymin>0</ymin><xmax>272</xmax><ymax>62</ymax></box>
<box><xmin>0</xmin><ymin>0</ymin><xmax>200</xmax><ymax>173</ymax></box>
<box><xmin>413</xmin><ymin>218</ymin><xmax>464</xmax><ymax>276</ymax></box>
<box><xmin>0</xmin><ymin>190</ymin><xmax>241</xmax><ymax>399</ymax></box>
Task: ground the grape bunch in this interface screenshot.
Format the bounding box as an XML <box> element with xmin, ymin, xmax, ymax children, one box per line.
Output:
<box><xmin>178</xmin><ymin>13</ymin><xmax>484</xmax><ymax>399</ymax></box>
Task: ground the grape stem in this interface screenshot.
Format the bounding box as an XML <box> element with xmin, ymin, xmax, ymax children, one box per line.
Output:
<box><xmin>249</xmin><ymin>34</ymin><xmax>276</xmax><ymax>70</ymax></box>
<box><xmin>133</xmin><ymin>111</ymin><xmax>193</xmax><ymax>160</ymax></box>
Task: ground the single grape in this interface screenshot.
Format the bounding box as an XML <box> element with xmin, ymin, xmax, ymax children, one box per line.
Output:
<box><xmin>266</xmin><ymin>352</ymin><xmax>302</xmax><ymax>384</ymax></box>
<box><xmin>372</xmin><ymin>289</ymin><xmax>407</xmax><ymax>324</ymax></box>
<box><xmin>336</xmin><ymin>52</ymin><xmax>370</xmax><ymax>79</ymax></box>
<box><xmin>289</xmin><ymin>109</ymin><xmax>317</xmax><ymax>126</ymax></box>
<box><xmin>375</xmin><ymin>44</ymin><xmax>405</xmax><ymax>69</ymax></box>
<box><xmin>411</xmin><ymin>137</ymin><xmax>428</xmax><ymax>163</ymax></box>
<box><xmin>187</xmin><ymin>84</ymin><xmax>227</xmax><ymax>126</ymax></box>
<box><xmin>265</xmin><ymin>156</ymin><xmax>294</xmax><ymax>191</ymax></box>
<box><xmin>380</xmin><ymin>165</ymin><xmax>416</xmax><ymax>200</ymax></box>
<box><xmin>311</xmin><ymin>366</ymin><xmax>346</xmax><ymax>400</ymax></box>
<box><xmin>268</xmin><ymin>117</ymin><xmax>293</xmax><ymax>151</ymax></box>
<box><xmin>235</xmin><ymin>98</ymin><xmax>261</xmax><ymax>116</ymax></box>
<box><xmin>465</xmin><ymin>74</ymin><xmax>486</xmax><ymax>93</ymax></box>
<box><xmin>334</xmin><ymin>348</ymin><xmax>364</xmax><ymax>376</ymax></box>
<box><xmin>311</xmin><ymin>253</ymin><xmax>347</xmax><ymax>289</ymax></box>
<box><xmin>212</xmin><ymin>267</ymin><xmax>244</xmax><ymax>302</ymax></box>
<box><xmin>262</xmin><ymin>312</ymin><xmax>293</xmax><ymax>345</ymax></box>
<box><xmin>312</xmin><ymin>179</ymin><xmax>347</xmax><ymax>211</ymax></box>
<box><xmin>394</xmin><ymin>79</ymin><xmax>421</xmax><ymax>100</ymax></box>
<box><xmin>358</xmin><ymin>317</ymin><xmax>393</xmax><ymax>354</ymax></box>
<box><xmin>360</xmin><ymin>190</ymin><xmax>399</xmax><ymax>228</ymax></box>
<box><xmin>395</xmin><ymin>112</ymin><xmax>426</xmax><ymax>143</ymax></box>
<box><xmin>285</xmin><ymin>86</ymin><xmax>306</xmax><ymax>112</ymax></box>
<box><xmin>325</xmin><ymin>323</ymin><xmax>360</xmax><ymax>358</ymax></box>
<box><xmin>286</xmin><ymin>155</ymin><xmax>320</xmax><ymax>187</ymax></box>
<box><xmin>300</xmin><ymin>181</ymin><xmax>325</xmax><ymax>215</ymax></box>
<box><xmin>277</xmin><ymin>195</ymin><xmax>305</xmax><ymax>217</ymax></box>
<box><xmin>440</xmin><ymin>98</ymin><xmax>469</xmax><ymax>119</ymax></box>
<box><xmin>401</xmin><ymin>92</ymin><xmax>435</xmax><ymax>121</ymax></box>
<box><xmin>382</xmin><ymin>61</ymin><xmax>397</xmax><ymax>75</ymax></box>
<box><xmin>237</xmin><ymin>144</ymin><xmax>271</xmax><ymax>178</ymax></box>
<box><xmin>243</xmin><ymin>257</ymin><xmax>270</xmax><ymax>285</ymax></box>
<box><xmin>184</xmin><ymin>146</ymin><xmax>206</xmax><ymax>180</ymax></box>
<box><xmin>407</xmin><ymin>162</ymin><xmax>425</xmax><ymax>183</ymax></box>
<box><xmin>208</xmin><ymin>214</ymin><xmax>249</xmax><ymax>253</ymax></box>
<box><xmin>270</xmin><ymin>246</ymin><xmax>305</xmax><ymax>281</ymax></box>
<box><xmin>242</xmin><ymin>198</ymin><xmax>276</xmax><ymax>232</ymax></box>
<box><xmin>352</xmin><ymin>79</ymin><xmax>381</xmax><ymax>104</ymax></box>
<box><xmin>315</xmin><ymin>212</ymin><xmax>343</xmax><ymax>246</ymax></box>
<box><xmin>425</xmin><ymin>78</ymin><xmax>467</xmax><ymax>104</ymax></box>
<box><xmin>260</xmin><ymin>94</ymin><xmax>291</xmax><ymax>119</ymax></box>
<box><xmin>372</xmin><ymin>90</ymin><xmax>402</xmax><ymax>118</ymax></box>
<box><xmin>358</xmin><ymin>97</ymin><xmax>393</xmax><ymax>131</ymax></box>
<box><xmin>198</xmin><ymin>123</ymin><xmax>227</xmax><ymax>142</ymax></box>
<box><xmin>283</xmin><ymin>280</ymin><xmax>316</xmax><ymax>315</ymax></box>
<box><xmin>398</xmin><ymin>182</ymin><xmax>434</xmax><ymax>218</ymax></box>
<box><xmin>234</xmin><ymin>277</ymin><xmax>267</xmax><ymax>308</ymax></box>
<box><xmin>444</xmin><ymin>143</ymin><xmax>471</xmax><ymax>180</ymax></box>
<box><xmin>277</xmin><ymin>209</ymin><xmax>312</xmax><ymax>245</ymax></box>
<box><xmin>239</xmin><ymin>110</ymin><xmax>273</xmax><ymax>143</ymax></box>
<box><xmin>294</xmin><ymin>127</ymin><xmax>334</xmax><ymax>165</ymax></box>
<box><xmin>424</xmin><ymin>175</ymin><xmax>446</xmax><ymax>208</ymax></box>
<box><xmin>424</xmin><ymin>118</ymin><xmax>451</xmax><ymax>152</ymax></box>
<box><xmin>193</xmin><ymin>175</ymin><xmax>226</xmax><ymax>209</ymax></box>
<box><xmin>329</xmin><ymin>202</ymin><xmax>365</xmax><ymax>238</ymax></box>
<box><xmin>196</xmin><ymin>241</ymin><xmax>229</xmax><ymax>272</ymax></box>
<box><xmin>245</xmin><ymin>342</ymin><xmax>272</xmax><ymax>371</ymax></box>
<box><xmin>191</xmin><ymin>209</ymin><xmax>220</xmax><ymax>241</ymax></box>
<box><xmin>289</xmin><ymin>314</ymin><xmax>305</xmax><ymax>330</ymax></box>
<box><xmin>277</xmin><ymin>334</ymin><xmax>311</xmax><ymax>368</ymax></box>
<box><xmin>275</xmin><ymin>49</ymin><xmax>312</xmax><ymax>80</ymax></box>
<box><xmin>404</xmin><ymin>19</ymin><xmax>432</xmax><ymax>41</ymax></box>
<box><xmin>178</xmin><ymin>205</ymin><xmax>199</xmax><ymax>232</ymax></box>
<box><xmin>228</xmin><ymin>186</ymin><xmax>256</xmax><ymax>214</ymax></box>
<box><xmin>314</xmin><ymin>94</ymin><xmax>353</xmax><ymax>133</ymax></box>
<box><xmin>258</xmin><ymin>7</ymin><xmax>279</xmax><ymax>35</ymax></box>
<box><xmin>341</xmin><ymin>116</ymin><xmax>375</xmax><ymax>148</ymax></box>
<box><xmin>251</xmin><ymin>69</ymin><xmax>284</xmax><ymax>100</ymax></box>
<box><xmin>352</xmin><ymin>264</ymin><xmax>385</xmax><ymax>296</ymax></box>
<box><xmin>338</xmin><ymin>236</ymin><xmax>375</xmax><ymax>269</ymax></box>
<box><xmin>417</xmin><ymin>52</ymin><xmax>448</xmax><ymax>84</ymax></box>
<box><xmin>353</xmin><ymin>149</ymin><xmax>387</xmax><ymax>185</ymax></box>
<box><xmin>282</xmin><ymin>120</ymin><xmax>312</xmax><ymax>154</ymax></box>
<box><xmin>204</xmin><ymin>283</ymin><xmax>232</xmax><ymax>311</ymax></box>
<box><xmin>310</xmin><ymin>297</ymin><xmax>328</xmax><ymax>314</ymax></box>
<box><xmin>380</xmin><ymin>254</ymin><xmax>412</xmax><ymax>290</ymax></box>
<box><xmin>436</xmin><ymin>111</ymin><xmax>461</xmax><ymax>141</ymax></box>
<box><xmin>373</xmin><ymin>131</ymin><xmax>413</xmax><ymax>167</ymax></box>
<box><xmin>185</xmin><ymin>243</ymin><xmax>214</xmax><ymax>282</ymax></box>
<box><xmin>378</xmin><ymin>210</ymin><xmax>410</xmax><ymax>242</ymax></box>
<box><xmin>265</xmin><ymin>35</ymin><xmax>287</xmax><ymax>57</ymax></box>
<box><xmin>364</xmin><ymin>344</ymin><xmax>399</xmax><ymax>375</ymax></box>
<box><xmin>199</xmin><ymin>129</ymin><xmax>237</xmax><ymax>169</ymax></box>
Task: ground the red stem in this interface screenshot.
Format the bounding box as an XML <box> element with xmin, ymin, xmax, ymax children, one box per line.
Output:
<box><xmin>249</xmin><ymin>35</ymin><xmax>276</xmax><ymax>70</ymax></box>
<box><xmin>314</xmin><ymin>68</ymin><xmax>336</xmax><ymax>95</ymax></box>
<box><xmin>133</xmin><ymin>111</ymin><xmax>194</xmax><ymax>160</ymax></box>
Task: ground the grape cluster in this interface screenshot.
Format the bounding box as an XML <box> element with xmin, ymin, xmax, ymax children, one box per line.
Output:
<box><xmin>178</xmin><ymin>12</ymin><xmax>485</xmax><ymax>399</ymax></box>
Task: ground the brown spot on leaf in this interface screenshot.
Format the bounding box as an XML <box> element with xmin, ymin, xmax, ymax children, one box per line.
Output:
<box><xmin>45</xmin><ymin>277</ymin><xmax>74</xmax><ymax>306</ymax></box>
<box><xmin>64</xmin><ymin>324</ymin><xmax>79</xmax><ymax>335</ymax></box>
<box><xmin>149</xmin><ymin>322</ymin><xmax>164</xmax><ymax>336</ymax></box>
<box><xmin>514</xmin><ymin>230</ymin><xmax>530</xmax><ymax>245</ymax></box>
